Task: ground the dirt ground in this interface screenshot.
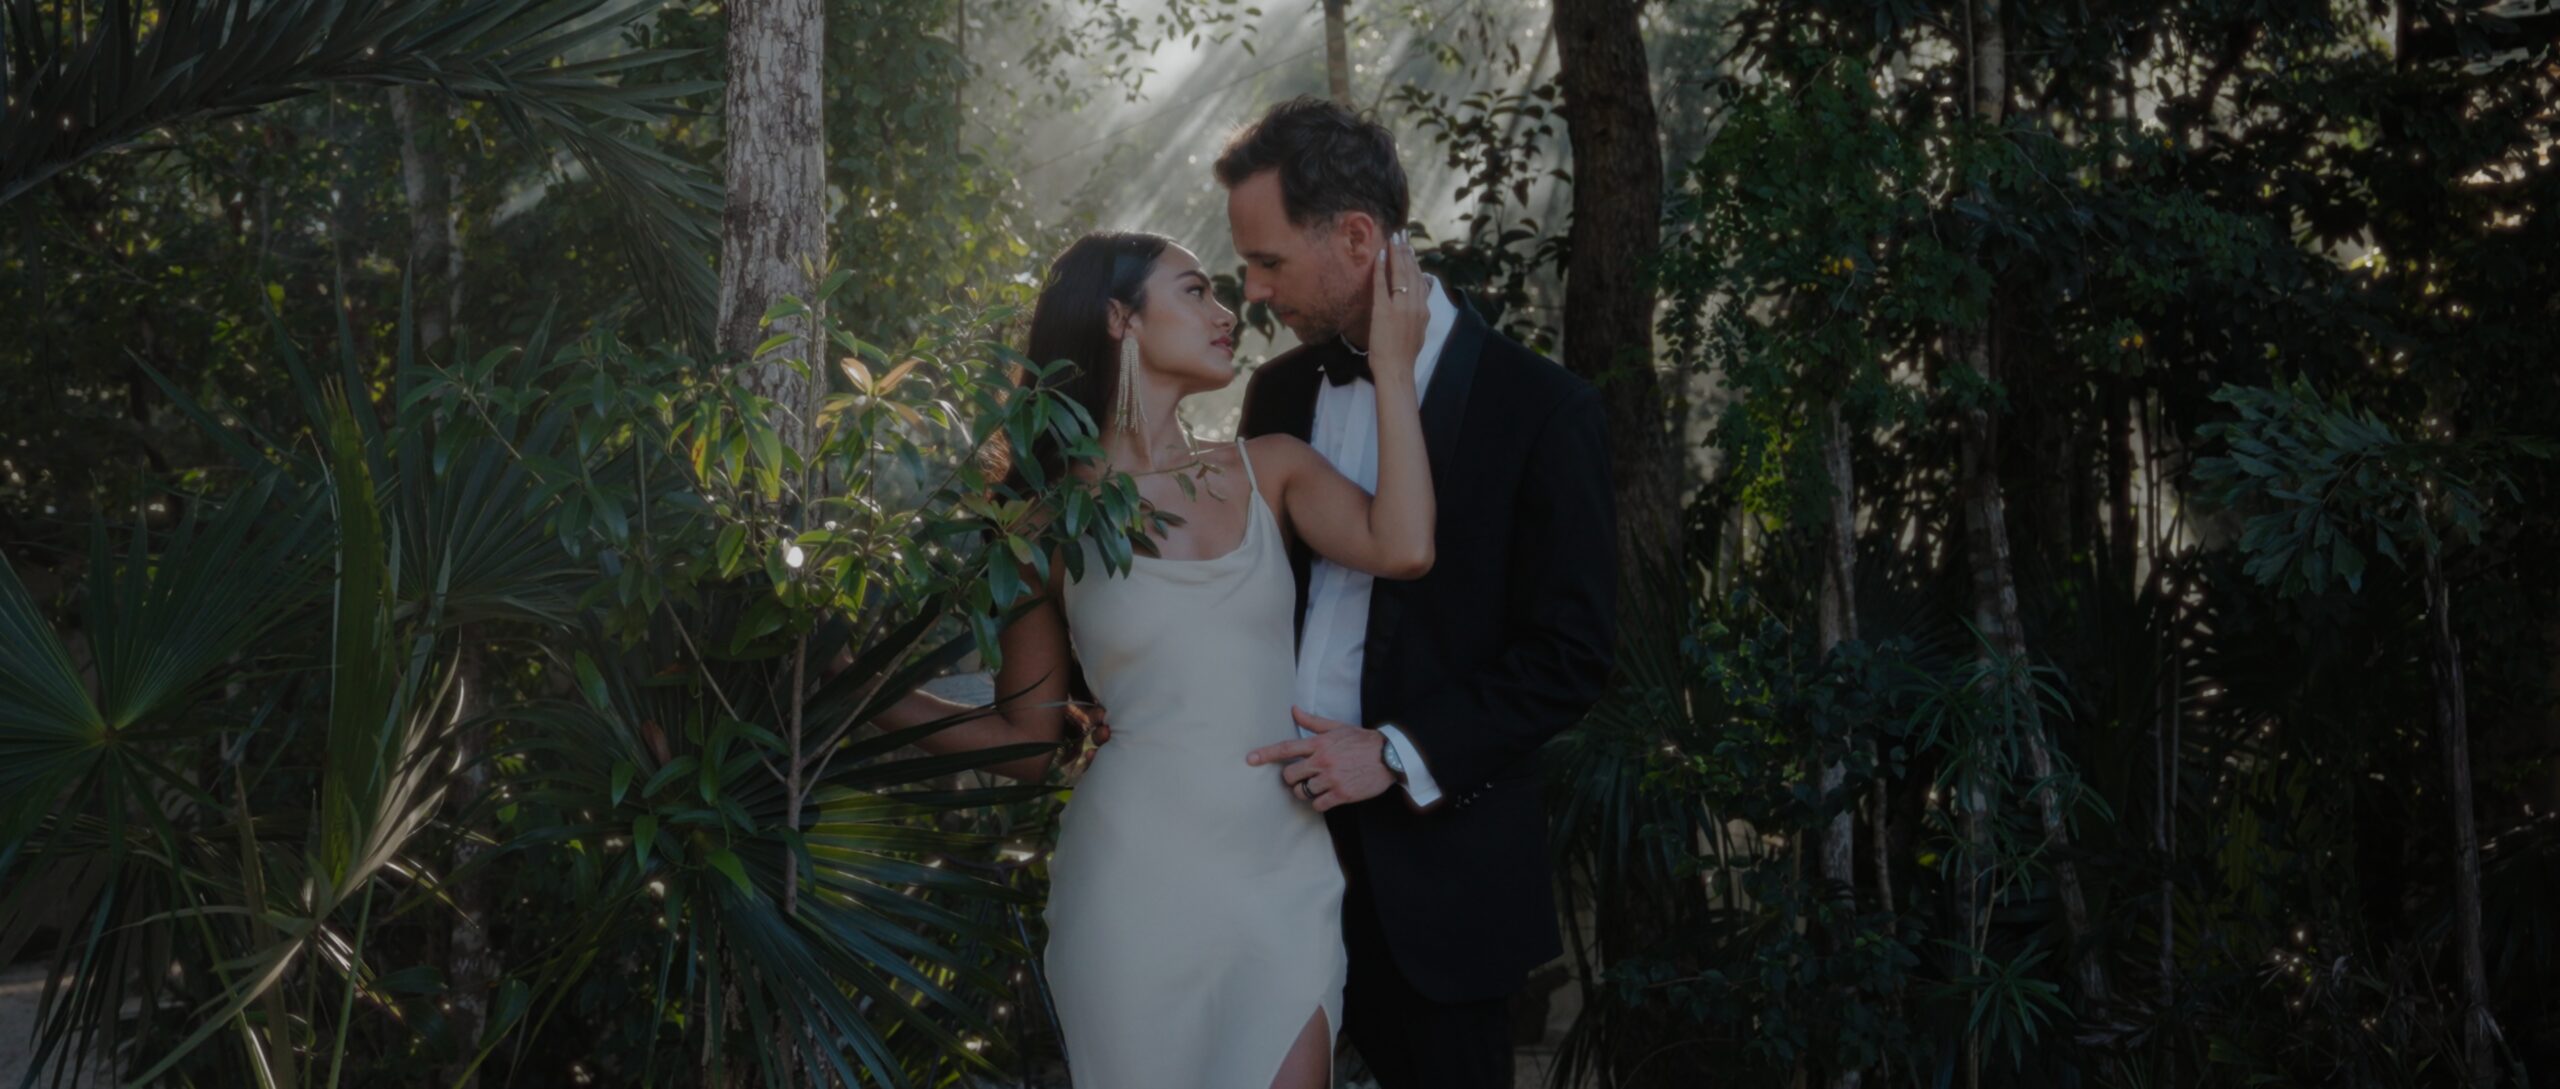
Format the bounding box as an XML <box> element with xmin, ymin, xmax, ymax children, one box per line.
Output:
<box><xmin>0</xmin><ymin>962</ymin><xmax>106</xmax><ymax>1084</ymax></box>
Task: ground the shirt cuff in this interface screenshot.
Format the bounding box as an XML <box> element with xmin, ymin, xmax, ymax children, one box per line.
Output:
<box><xmin>1376</xmin><ymin>725</ymin><xmax>1443</xmax><ymax>807</ymax></box>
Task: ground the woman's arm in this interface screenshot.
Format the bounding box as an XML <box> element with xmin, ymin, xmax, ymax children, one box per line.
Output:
<box><xmin>869</xmin><ymin>563</ymin><xmax>1075</xmax><ymax>782</ymax></box>
<box><xmin>1268</xmin><ymin>233</ymin><xmax>1436</xmax><ymax>580</ymax></box>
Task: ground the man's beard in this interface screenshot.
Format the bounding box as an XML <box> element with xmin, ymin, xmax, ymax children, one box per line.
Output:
<box><xmin>1289</xmin><ymin>292</ymin><xmax>1359</xmax><ymax>348</ymax></box>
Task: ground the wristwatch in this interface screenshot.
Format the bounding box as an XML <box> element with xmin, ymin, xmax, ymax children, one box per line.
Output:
<box><xmin>1376</xmin><ymin>726</ymin><xmax>1409</xmax><ymax>786</ymax></box>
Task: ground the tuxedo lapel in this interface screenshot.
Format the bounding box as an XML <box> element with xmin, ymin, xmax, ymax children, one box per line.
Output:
<box><xmin>1420</xmin><ymin>294</ymin><xmax>1486</xmax><ymax>505</ymax></box>
<box><xmin>1246</xmin><ymin>348</ymin><xmax>1325</xmax><ymax>444</ymax></box>
<box><xmin>1359</xmin><ymin>289</ymin><xmax>1487</xmax><ymax>718</ymax></box>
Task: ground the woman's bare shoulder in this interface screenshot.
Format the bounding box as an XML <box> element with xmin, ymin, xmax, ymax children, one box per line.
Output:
<box><xmin>1242</xmin><ymin>432</ymin><xmax>1315</xmax><ymax>470</ymax></box>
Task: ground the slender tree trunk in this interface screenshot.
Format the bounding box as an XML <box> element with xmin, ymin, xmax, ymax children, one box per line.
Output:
<box><xmin>715</xmin><ymin>3</ymin><xmax>823</xmax><ymax>1081</ymax></box>
<box><xmin>1953</xmin><ymin>27</ymin><xmax>2003</xmax><ymax>1070</ymax></box>
<box><xmin>2545</xmin><ymin>617</ymin><xmax>2560</xmax><ymax>815</ymax></box>
<box><xmin>1553</xmin><ymin>0</ymin><xmax>1679</xmax><ymax>592</ymax></box>
<box><xmin>442</xmin><ymin>637</ymin><xmax>494</xmax><ymax>1089</ymax></box>
<box><xmin>324</xmin><ymin>88</ymin><xmax>372</xmax><ymax>362</ymax></box>
<box><xmin>2424</xmin><ymin>552</ymin><xmax>2504</xmax><ymax>1087</ymax></box>
<box><xmin>2107</xmin><ymin>381</ymin><xmax>2139</xmax><ymax>597</ymax></box>
<box><xmin>1960</xmin><ymin>0</ymin><xmax>2110</xmax><ymax>1011</ymax></box>
<box><xmin>1816</xmin><ymin>402</ymin><xmax>1863</xmax><ymax>1089</ymax></box>
<box><xmin>1818</xmin><ymin>406</ymin><xmax>1859</xmax><ymax>660</ymax></box>
<box><xmin>718</xmin><ymin>0</ymin><xmax>826</xmax><ymax>456</ymax></box>
<box><xmin>1321</xmin><ymin>0</ymin><xmax>1351</xmax><ymax>104</ymax></box>
<box><xmin>2141</xmin><ymin>386</ymin><xmax>2184</xmax><ymax>1083</ymax></box>
<box><xmin>2155</xmin><ymin>613</ymin><xmax>2180</xmax><ymax>1087</ymax></box>
<box><xmin>388</xmin><ymin>87</ymin><xmax>464</xmax><ymax>352</ymax></box>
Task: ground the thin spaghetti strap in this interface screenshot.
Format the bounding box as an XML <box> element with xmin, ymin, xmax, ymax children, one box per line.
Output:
<box><xmin>1233</xmin><ymin>437</ymin><xmax>1262</xmax><ymax>493</ymax></box>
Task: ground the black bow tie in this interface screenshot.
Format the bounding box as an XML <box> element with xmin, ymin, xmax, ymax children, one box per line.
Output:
<box><xmin>1319</xmin><ymin>344</ymin><xmax>1372</xmax><ymax>387</ymax></box>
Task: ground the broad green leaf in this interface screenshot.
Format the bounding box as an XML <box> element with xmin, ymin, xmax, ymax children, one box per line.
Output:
<box><xmin>707</xmin><ymin>849</ymin><xmax>753</xmax><ymax>896</ymax></box>
<box><xmin>574</xmin><ymin>653</ymin><xmax>611</xmax><ymax>712</ymax></box>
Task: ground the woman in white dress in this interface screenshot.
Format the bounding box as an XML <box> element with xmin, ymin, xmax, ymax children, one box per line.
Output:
<box><xmin>873</xmin><ymin>229</ymin><xmax>1433</xmax><ymax>1089</ymax></box>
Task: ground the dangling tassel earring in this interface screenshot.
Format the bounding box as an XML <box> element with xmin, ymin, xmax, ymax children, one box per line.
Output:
<box><xmin>1112</xmin><ymin>331</ymin><xmax>1144</xmax><ymax>434</ymax></box>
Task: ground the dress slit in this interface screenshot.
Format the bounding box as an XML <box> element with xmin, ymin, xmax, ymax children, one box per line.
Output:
<box><xmin>1256</xmin><ymin>1005</ymin><xmax>1336</xmax><ymax>1089</ymax></box>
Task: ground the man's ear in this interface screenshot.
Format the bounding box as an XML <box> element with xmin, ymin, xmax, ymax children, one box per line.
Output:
<box><xmin>1331</xmin><ymin>211</ymin><xmax>1382</xmax><ymax>265</ymax></box>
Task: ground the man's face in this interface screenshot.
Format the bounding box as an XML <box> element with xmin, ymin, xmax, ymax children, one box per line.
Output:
<box><xmin>1225</xmin><ymin>170</ymin><xmax>1375</xmax><ymax>346</ymax></box>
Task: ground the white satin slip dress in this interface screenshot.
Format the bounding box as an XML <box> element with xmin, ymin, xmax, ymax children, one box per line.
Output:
<box><xmin>1045</xmin><ymin>440</ymin><xmax>1346</xmax><ymax>1088</ymax></box>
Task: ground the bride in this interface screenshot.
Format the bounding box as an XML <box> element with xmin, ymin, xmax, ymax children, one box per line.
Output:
<box><xmin>873</xmin><ymin>228</ymin><xmax>1434</xmax><ymax>1088</ymax></box>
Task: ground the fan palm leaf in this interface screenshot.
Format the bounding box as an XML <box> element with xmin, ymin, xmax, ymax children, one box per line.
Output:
<box><xmin>483</xmin><ymin>605</ymin><xmax>1053</xmax><ymax>1087</ymax></box>
<box><xmin>0</xmin><ymin>471</ymin><xmax>317</xmax><ymax>847</ymax></box>
<box><xmin>1</xmin><ymin>0</ymin><xmax>721</xmax><ymax>343</ymax></box>
<box><xmin>0</xmin><ymin>389</ymin><xmax>476</xmax><ymax>1087</ymax></box>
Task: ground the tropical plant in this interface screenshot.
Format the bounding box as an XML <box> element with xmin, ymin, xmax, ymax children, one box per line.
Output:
<box><xmin>1540</xmin><ymin>2</ymin><xmax>2560</xmax><ymax>1086</ymax></box>
<box><xmin>0</xmin><ymin>273</ymin><xmax>1150</xmax><ymax>1085</ymax></box>
<box><xmin>0</xmin><ymin>388</ymin><xmax>467</xmax><ymax>1086</ymax></box>
<box><xmin>0</xmin><ymin>0</ymin><xmax>721</xmax><ymax>335</ymax></box>
<box><xmin>2199</xmin><ymin>377</ymin><xmax>2550</xmax><ymax>1086</ymax></box>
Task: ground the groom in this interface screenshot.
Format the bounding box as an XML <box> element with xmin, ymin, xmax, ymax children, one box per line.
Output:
<box><xmin>1225</xmin><ymin>98</ymin><xmax>1619</xmax><ymax>1087</ymax></box>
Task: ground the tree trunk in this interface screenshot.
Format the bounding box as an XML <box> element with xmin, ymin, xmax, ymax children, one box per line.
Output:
<box><xmin>442</xmin><ymin>637</ymin><xmax>495</xmax><ymax>1089</ymax></box>
<box><xmin>714</xmin><ymin>6</ymin><xmax>822</xmax><ymax>1078</ymax></box>
<box><xmin>2152</xmin><ymin>583</ymin><xmax>2181</xmax><ymax>1087</ymax></box>
<box><xmin>1817</xmin><ymin>402</ymin><xmax>1863</xmax><ymax>1089</ymax></box>
<box><xmin>1552</xmin><ymin>0</ymin><xmax>1678</xmax><ymax>594</ymax></box>
<box><xmin>718</xmin><ymin>0</ymin><xmax>827</xmax><ymax>457</ymax></box>
<box><xmin>2544</xmin><ymin>616</ymin><xmax>2560</xmax><ymax>817</ymax></box>
<box><xmin>2424</xmin><ymin>552</ymin><xmax>2504</xmax><ymax>1087</ymax></box>
<box><xmin>1961</xmin><ymin>0</ymin><xmax>2111</xmax><ymax>1009</ymax></box>
<box><xmin>393</xmin><ymin>85</ymin><xmax>485</xmax><ymax>1086</ymax></box>
<box><xmin>2106</xmin><ymin>381</ymin><xmax>2138</xmax><ymax>598</ymax></box>
<box><xmin>1321</xmin><ymin>0</ymin><xmax>1351</xmax><ymax>105</ymax></box>
<box><xmin>388</xmin><ymin>87</ymin><xmax>464</xmax><ymax>352</ymax></box>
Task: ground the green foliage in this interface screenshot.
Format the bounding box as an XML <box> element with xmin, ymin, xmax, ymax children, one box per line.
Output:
<box><xmin>0</xmin><ymin>280</ymin><xmax>1146</xmax><ymax>1084</ymax></box>
<box><xmin>0</xmin><ymin>2</ymin><xmax>1263</xmax><ymax>1080</ymax></box>
<box><xmin>0</xmin><ymin>0</ymin><xmax>708</xmax><ymax>205</ymax></box>
<box><xmin>0</xmin><ymin>0</ymin><xmax>723</xmax><ymax>336</ymax></box>
<box><xmin>0</xmin><ymin>390</ymin><xmax>455</xmax><ymax>1086</ymax></box>
<box><xmin>1549</xmin><ymin>2</ymin><xmax>2560</xmax><ymax>1087</ymax></box>
<box><xmin>1391</xmin><ymin>77</ymin><xmax>1566</xmax><ymax>351</ymax></box>
<box><xmin>1571</xmin><ymin>600</ymin><xmax>1928</xmax><ymax>1078</ymax></box>
<box><xmin>1552</xmin><ymin>570</ymin><xmax>2119</xmax><ymax>1084</ymax></box>
<box><xmin>2198</xmin><ymin>378</ymin><xmax>2547</xmax><ymax>597</ymax></box>
<box><xmin>9</xmin><ymin>0</ymin><xmax>2560</xmax><ymax>1085</ymax></box>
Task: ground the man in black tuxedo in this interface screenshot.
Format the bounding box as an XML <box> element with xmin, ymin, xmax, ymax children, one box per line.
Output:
<box><xmin>1226</xmin><ymin>97</ymin><xmax>1619</xmax><ymax>1088</ymax></box>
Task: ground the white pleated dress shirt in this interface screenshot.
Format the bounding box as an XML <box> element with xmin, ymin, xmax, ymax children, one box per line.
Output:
<box><xmin>1291</xmin><ymin>276</ymin><xmax>1454</xmax><ymax>807</ymax></box>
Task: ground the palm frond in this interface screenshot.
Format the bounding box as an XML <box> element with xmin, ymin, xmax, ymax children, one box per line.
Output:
<box><xmin>484</xmin><ymin>606</ymin><xmax>1053</xmax><ymax>1086</ymax></box>
<box><xmin>0</xmin><ymin>474</ymin><xmax>317</xmax><ymax>844</ymax></box>
<box><xmin>1</xmin><ymin>0</ymin><xmax>719</xmax><ymax>344</ymax></box>
<box><xmin>0</xmin><ymin>386</ymin><xmax>479</xmax><ymax>1086</ymax></box>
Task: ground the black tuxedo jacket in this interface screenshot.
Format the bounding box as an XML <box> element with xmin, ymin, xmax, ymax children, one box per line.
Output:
<box><xmin>1239</xmin><ymin>291</ymin><xmax>1618</xmax><ymax>1003</ymax></box>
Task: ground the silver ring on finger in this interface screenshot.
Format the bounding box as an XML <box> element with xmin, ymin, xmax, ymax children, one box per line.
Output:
<box><xmin>1297</xmin><ymin>780</ymin><xmax>1318</xmax><ymax>801</ymax></box>
<box><xmin>1392</xmin><ymin>286</ymin><xmax>1410</xmax><ymax>295</ymax></box>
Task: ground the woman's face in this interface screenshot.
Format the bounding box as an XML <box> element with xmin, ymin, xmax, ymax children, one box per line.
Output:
<box><xmin>1125</xmin><ymin>245</ymin><xmax>1239</xmax><ymax>392</ymax></box>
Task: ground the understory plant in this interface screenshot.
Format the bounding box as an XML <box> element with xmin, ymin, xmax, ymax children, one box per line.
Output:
<box><xmin>0</xmin><ymin>277</ymin><xmax>1151</xmax><ymax>1086</ymax></box>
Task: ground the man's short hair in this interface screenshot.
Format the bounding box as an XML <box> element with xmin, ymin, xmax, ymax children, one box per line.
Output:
<box><xmin>1214</xmin><ymin>96</ymin><xmax>1410</xmax><ymax>234</ymax></box>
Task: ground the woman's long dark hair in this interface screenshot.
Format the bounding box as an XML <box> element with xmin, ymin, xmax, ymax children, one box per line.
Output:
<box><xmin>987</xmin><ymin>231</ymin><xmax>1174</xmax><ymax>734</ymax></box>
<box><xmin>995</xmin><ymin>230</ymin><xmax>1174</xmax><ymax>494</ymax></box>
